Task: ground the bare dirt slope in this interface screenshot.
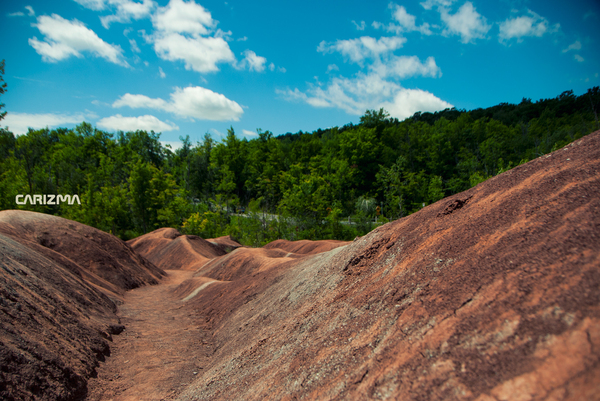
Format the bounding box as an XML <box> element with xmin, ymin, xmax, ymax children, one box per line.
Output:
<box><xmin>171</xmin><ymin>132</ymin><xmax>600</xmax><ymax>400</ymax></box>
<box><xmin>0</xmin><ymin>210</ymin><xmax>164</xmax><ymax>296</ymax></box>
<box><xmin>206</xmin><ymin>235</ymin><xmax>243</xmax><ymax>253</ymax></box>
<box><xmin>127</xmin><ymin>227</ymin><xmax>226</xmax><ymax>271</ymax></box>
<box><xmin>0</xmin><ymin>211</ymin><xmax>165</xmax><ymax>401</ymax></box>
<box><xmin>263</xmin><ymin>238</ymin><xmax>350</xmax><ymax>254</ymax></box>
<box><xmin>85</xmin><ymin>270</ymin><xmax>216</xmax><ymax>401</ymax></box>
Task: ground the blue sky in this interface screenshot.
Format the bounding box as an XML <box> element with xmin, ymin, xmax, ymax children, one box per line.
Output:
<box><xmin>1</xmin><ymin>0</ymin><xmax>599</xmax><ymax>147</ymax></box>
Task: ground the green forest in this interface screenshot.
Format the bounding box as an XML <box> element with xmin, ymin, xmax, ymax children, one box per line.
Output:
<box><xmin>1</xmin><ymin>60</ymin><xmax>599</xmax><ymax>245</ymax></box>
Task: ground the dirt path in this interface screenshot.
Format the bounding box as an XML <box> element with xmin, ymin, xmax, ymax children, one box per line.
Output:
<box><xmin>86</xmin><ymin>270</ymin><xmax>212</xmax><ymax>401</ymax></box>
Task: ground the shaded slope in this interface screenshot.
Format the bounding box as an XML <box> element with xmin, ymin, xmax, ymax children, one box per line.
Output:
<box><xmin>0</xmin><ymin>210</ymin><xmax>164</xmax><ymax>295</ymax></box>
<box><xmin>0</xmin><ymin>234</ymin><xmax>122</xmax><ymax>401</ymax></box>
<box><xmin>0</xmin><ymin>211</ymin><xmax>166</xmax><ymax>401</ymax></box>
<box><xmin>176</xmin><ymin>132</ymin><xmax>600</xmax><ymax>400</ymax></box>
<box><xmin>206</xmin><ymin>235</ymin><xmax>243</xmax><ymax>253</ymax></box>
<box><xmin>263</xmin><ymin>238</ymin><xmax>350</xmax><ymax>255</ymax></box>
<box><xmin>127</xmin><ymin>228</ymin><xmax>226</xmax><ymax>271</ymax></box>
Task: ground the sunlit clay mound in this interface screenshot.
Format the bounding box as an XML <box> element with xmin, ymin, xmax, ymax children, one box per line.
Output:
<box><xmin>0</xmin><ymin>210</ymin><xmax>164</xmax><ymax>295</ymax></box>
<box><xmin>127</xmin><ymin>227</ymin><xmax>226</xmax><ymax>271</ymax></box>
<box><xmin>263</xmin><ymin>238</ymin><xmax>350</xmax><ymax>254</ymax></box>
<box><xmin>206</xmin><ymin>235</ymin><xmax>243</xmax><ymax>253</ymax></box>
<box><xmin>0</xmin><ymin>211</ymin><xmax>164</xmax><ymax>401</ymax></box>
<box><xmin>174</xmin><ymin>131</ymin><xmax>600</xmax><ymax>400</ymax></box>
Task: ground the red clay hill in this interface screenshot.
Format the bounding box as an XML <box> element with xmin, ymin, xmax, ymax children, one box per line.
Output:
<box><xmin>171</xmin><ymin>131</ymin><xmax>600</xmax><ymax>400</ymax></box>
<box><xmin>127</xmin><ymin>227</ymin><xmax>230</xmax><ymax>271</ymax></box>
<box><xmin>4</xmin><ymin>131</ymin><xmax>600</xmax><ymax>400</ymax></box>
<box><xmin>0</xmin><ymin>211</ymin><xmax>164</xmax><ymax>400</ymax></box>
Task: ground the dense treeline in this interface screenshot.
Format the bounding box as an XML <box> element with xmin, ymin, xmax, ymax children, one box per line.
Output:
<box><xmin>1</xmin><ymin>81</ymin><xmax>599</xmax><ymax>245</ymax></box>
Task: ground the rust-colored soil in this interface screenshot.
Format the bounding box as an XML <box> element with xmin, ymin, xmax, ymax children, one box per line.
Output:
<box><xmin>175</xmin><ymin>131</ymin><xmax>600</xmax><ymax>400</ymax></box>
<box><xmin>263</xmin><ymin>238</ymin><xmax>349</xmax><ymax>254</ymax></box>
<box><xmin>0</xmin><ymin>210</ymin><xmax>164</xmax><ymax>296</ymax></box>
<box><xmin>206</xmin><ymin>235</ymin><xmax>243</xmax><ymax>253</ymax></box>
<box><xmin>4</xmin><ymin>131</ymin><xmax>600</xmax><ymax>400</ymax></box>
<box><xmin>127</xmin><ymin>228</ymin><xmax>226</xmax><ymax>271</ymax></box>
<box><xmin>85</xmin><ymin>270</ymin><xmax>217</xmax><ymax>401</ymax></box>
<box><xmin>0</xmin><ymin>211</ymin><xmax>164</xmax><ymax>401</ymax></box>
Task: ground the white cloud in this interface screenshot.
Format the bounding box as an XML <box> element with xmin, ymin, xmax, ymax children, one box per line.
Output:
<box><xmin>97</xmin><ymin>114</ymin><xmax>178</xmax><ymax>132</ymax></box>
<box><xmin>562</xmin><ymin>40</ymin><xmax>581</xmax><ymax>53</ymax></box>
<box><xmin>237</xmin><ymin>50</ymin><xmax>267</xmax><ymax>72</ymax></box>
<box><xmin>161</xmin><ymin>141</ymin><xmax>183</xmax><ymax>150</ymax></box>
<box><xmin>25</xmin><ymin>6</ymin><xmax>35</xmax><ymax>16</ymax></box>
<box><xmin>386</xmin><ymin>4</ymin><xmax>432</xmax><ymax>35</ymax></box>
<box><xmin>242</xmin><ymin>129</ymin><xmax>258</xmax><ymax>137</ymax></box>
<box><xmin>327</xmin><ymin>64</ymin><xmax>339</xmax><ymax>73</ymax></box>
<box><xmin>113</xmin><ymin>86</ymin><xmax>243</xmax><ymax>121</ymax></box>
<box><xmin>574</xmin><ymin>54</ymin><xmax>584</xmax><ymax>63</ymax></box>
<box><xmin>8</xmin><ymin>11</ymin><xmax>25</xmax><ymax>17</ymax></box>
<box><xmin>100</xmin><ymin>0</ymin><xmax>156</xmax><ymax>28</ymax></box>
<box><xmin>153</xmin><ymin>33</ymin><xmax>234</xmax><ymax>73</ymax></box>
<box><xmin>420</xmin><ymin>0</ymin><xmax>454</xmax><ymax>11</ymax></box>
<box><xmin>278</xmin><ymin>72</ymin><xmax>450</xmax><ymax>120</ymax></box>
<box><xmin>317</xmin><ymin>36</ymin><xmax>407</xmax><ymax>65</ymax></box>
<box><xmin>152</xmin><ymin>0</ymin><xmax>214</xmax><ymax>35</ymax></box>
<box><xmin>29</xmin><ymin>14</ymin><xmax>127</xmax><ymax>66</ymax></box>
<box><xmin>268</xmin><ymin>63</ymin><xmax>275</xmax><ymax>71</ymax></box>
<box><xmin>159</xmin><ymin>66</ymin><xmax>166</xmax><ymax>77</ymax></box>
<box><xmin>381</xmin><ymin>88</ymin><xmax>452</xmax><ymax>119</ymax></box>
<box><xmin>73</xmin><ymin>0</ymin><xmax>106</xmax><ymax>11</ymax></box>
<box><xmin>498</xmin><ymin>10</ymin><xmax>557</xmax><ymax>43</ymax></box>
<box><xmin>440</xmin><ymin>2</ymin><xmax>490</xmax><ymax>43</ymax></box>
<box><xmin>371</xmin><ymin>55</ymin><xmax>441</xmax><ymax>79</ymax></box>
<box><xmin>3</xmin><ymin>112</ymin><xmax>91</xmax><ymax>135</ymax></box>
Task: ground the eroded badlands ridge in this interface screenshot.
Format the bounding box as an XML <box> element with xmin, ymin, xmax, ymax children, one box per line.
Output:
<box><xmin>173</xmin><ymin>132</ymin><xmax>600</xmax><ymax>400</ymax></box>
<box><xmin>0</xmin><ymin>212</ymin><xmax>164</xmax><ymax>400</ymax></box>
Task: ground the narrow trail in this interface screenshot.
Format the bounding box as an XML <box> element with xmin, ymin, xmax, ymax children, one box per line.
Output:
<box><xmin>86</xmin><ymin>270</ymin><xmax>212</xmax><ymax>401</ymax></box>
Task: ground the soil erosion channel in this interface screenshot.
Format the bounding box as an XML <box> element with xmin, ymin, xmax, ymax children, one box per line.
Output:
<box><xmin>86</xmin><ymin>270</ymin><xmax>212</xmax><ymax>401</ymax></box>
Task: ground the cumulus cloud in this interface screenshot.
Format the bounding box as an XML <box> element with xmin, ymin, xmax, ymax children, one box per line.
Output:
<box><xmin>317</xmin><ymin>36</ymin><xmax>407</xmax><ymax>65</ymax></box>
<box><xmin>420</xmin><ymin>0</ymin><xmax>455</xmax><ymax>11</ymax></box>
<box><xmin>371</xmin><ymin>55</ymin><xmax>441</xmax><ymax>79</ymax></box>
<box><xmin>498</xmin><ymin>10</ymin><xmax>557</xmax><ymax>43</ymax></box>
<box><xmin>73</xmin><ymin>0</ymin><xmax>156</xmax><ymax>28</ymax></box>
<box><xmin>379</xmin><ymin>4</ymin><xmax>432</xmax><ymax>35</ymax></box>
<box><xmin>153</xmin><ymin>33</ymin><xmax>234</xmax><ymax>73</ymax></box>
<box><xmin>440</xmin><ymin>2</ymin><xmax>490</xmax><ymax>43</ymax></box>
<box><xmin>100</xmin><ymin>0</ymin><xmax>156</xmax><ymax>28</ymax></box>
<box><xmin>73</xmin><ymin>0</ymin><xmax>107</xmax><ymax>11</ymax></box>
<box><xmin>159</xmin><ymin>66</ymin><xmax>166</xmax><ymax>77</ymax></box>
<box><xmin>574</xmin><ymin>54</ymin><xmax>584</xmax><ymax>63</ymax></box>
<box><xmin>113</xmin><ymin>86</ymin><xmax>243</xmax><ymax>121</ymax></box>
<box><xmin>237</xmin><ymin>50</ymin><xmax>267</xmax><ymax>72</ymax></box>
<box><xmin>141</xmin><ymin>0</ymin><xmax>264</xmax><ymax>73</ymax></box>
<box><xmin>381</xmin><ymin>88</ymin><xmax>452</xmax><ymax>119</ymax></box>
<box><xmin>282</xmin><ymin>2</ymin><xmax>448</xmax><ymax>120</ymax></box>
<box><xmin>28</xmin><ymin>14</ymin><xmax>127</xmax><ymax>66</ymax></box>
<box><xmin>152</xmin><ymin>0</ymin><xmax>214</xmax><ymax>35</ymax></box>
<box><xmin>242</xmin><ymin>129</ymin><xmax>258</xmax><ymax>138</ymax></box>
<box><xmin>97</xmin><ymin>114</ymin><xmax>179</xmax><ymax>132</ymax></box>
<box><xmin>278</xmin><ymin>72</ymin><xmax>451</xmax><ymax>120</ymax></box>
<box><xmin>25</xmin><ymin>6</ymin><xmax>35</xmax><ymax>16</ymax></box>
<box><xmin>3</xmin><ymin>112</ymin><xmax>92</xmax><ymax>135</ymax></box>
